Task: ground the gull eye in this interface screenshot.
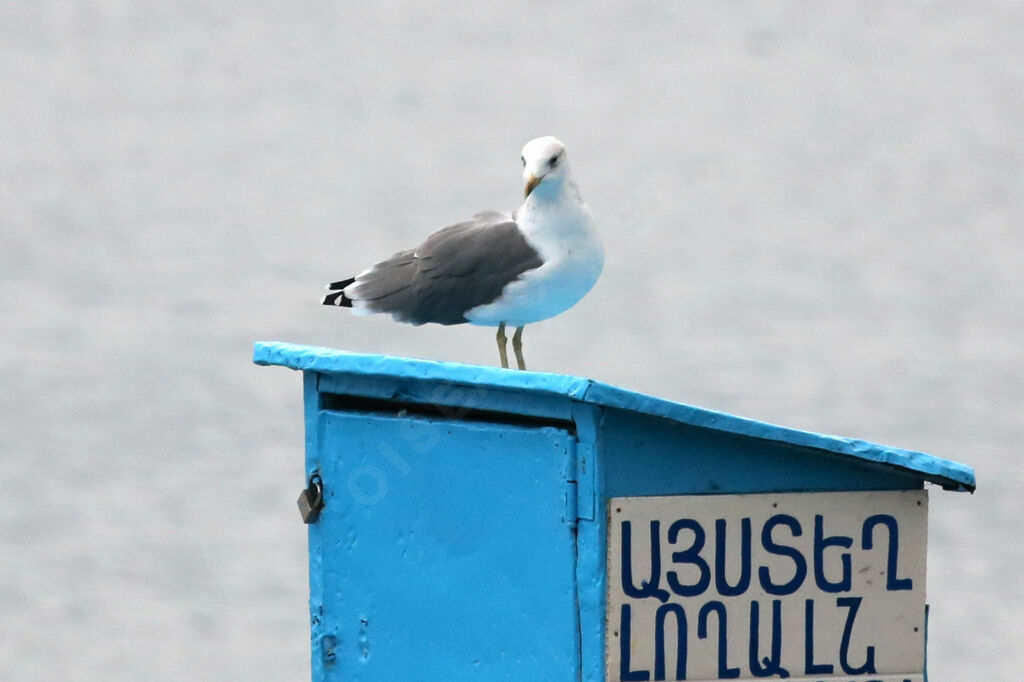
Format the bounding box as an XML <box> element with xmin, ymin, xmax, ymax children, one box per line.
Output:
<box><xmin>549</xmin><ymin>154</ymin><xmax>559</xmax><ymax>167</ymax></box>
<box><xmin>521</xmin><ymin>155</ymin><xmax>526</xmax><ymax>166</ymax></box>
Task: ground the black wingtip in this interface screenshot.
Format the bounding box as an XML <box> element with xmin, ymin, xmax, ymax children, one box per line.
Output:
<box><xmin>326</xmin><ymin>277</ymin><xmax>356</xmax><ymax>291</ymax></box>
<box><xmin>322</xmin><ymin>290</ymin><xmax>353</xmax><ymax>307</ymax></box>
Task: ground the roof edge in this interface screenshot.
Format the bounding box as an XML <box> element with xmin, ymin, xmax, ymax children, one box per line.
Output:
<box><xmin>254</xmin><ymin>341</ymin><xmax>976</xmax><ymax>493</ymax></box>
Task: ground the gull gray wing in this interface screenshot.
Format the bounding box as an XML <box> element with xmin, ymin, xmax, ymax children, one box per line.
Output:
<box><xmin>343</xmin><ymin>211</ymin><xmax>544</xmax><ymax>325</ymax></box>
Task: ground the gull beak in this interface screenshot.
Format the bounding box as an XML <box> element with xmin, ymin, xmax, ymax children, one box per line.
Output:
<box><xmin>524</xmin><ymin>173</ymin><xmax>541</xmax><ymax>198</ymax></box>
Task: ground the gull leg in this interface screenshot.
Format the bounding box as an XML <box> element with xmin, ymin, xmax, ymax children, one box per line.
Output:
<box><xmin>496</xmin><ymin>322</ymin><xmax>509</xmax><ymax>369</ymax></box>
<box><xmin>512</xmin><ymin>325</ymin><xmax>526</xmax><ymax>370</ymax></box>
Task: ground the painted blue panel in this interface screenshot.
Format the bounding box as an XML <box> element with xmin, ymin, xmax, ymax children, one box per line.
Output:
<box><xmin>254</xmin><ymin>342</ymin><xmax>976</xmax><ymax>492</ymax></box>
<box><xmin>312</xmin><ymin>411</ymin><xmax>579</xmax><ymax>681</ymax></box>
<box><xmin>583</xmin><ymin>382</ymin><xmax>974</xmax><ymax>492</ymax></box>
<box><xmin>600</xmin><ymin>409</ymin><xmax>923</xmax><ymax>498</ymax></box>
<box><xmin>570</xmin><ymin>403</ymin><xmax>608</xmax><ymax>682</ymax></box>
<box><xmin>303</xmin><ymin>373</ymin><xmax>329</xmax><ymax>680</ymax></box>
<box><xmin>315</xmin><ymin>372</ymin><xmax>575</xmax><ymax>422</ymax></box>
<box><xmin>255</xmin><ymin>341</ymin><xmax>590</xmax><ymax>400</ymax></box>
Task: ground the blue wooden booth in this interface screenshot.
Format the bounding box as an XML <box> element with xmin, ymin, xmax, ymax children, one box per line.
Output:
<box><xmin>254</xmin><ymin>341</ymin><xmax>975</xmax><ymax>682</ymax></box>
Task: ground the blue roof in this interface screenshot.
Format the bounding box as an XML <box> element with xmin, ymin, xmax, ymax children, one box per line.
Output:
<box><xmin>254</xmin><ymin>341</ymin><xmax>976</xmax><ymax>492</ymax></box>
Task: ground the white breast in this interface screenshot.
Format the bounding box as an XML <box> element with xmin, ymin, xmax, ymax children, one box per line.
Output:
<box><xmin>465</xmin><ymin>191</ymin><xmax>604</xmax><ymax>327</ymax></box>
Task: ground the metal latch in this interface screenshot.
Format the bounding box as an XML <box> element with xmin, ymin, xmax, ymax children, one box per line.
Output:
<box><xmin>297</xmin><ymin>472</ymin><xmax>324</xmax><ymax>524</ymax></box>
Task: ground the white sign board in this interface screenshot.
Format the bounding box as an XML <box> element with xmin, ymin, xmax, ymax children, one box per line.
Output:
<box><xmin>606</xmin><ymin>490</ymin><xmax>928</xmax><ymax>682</ymax></box>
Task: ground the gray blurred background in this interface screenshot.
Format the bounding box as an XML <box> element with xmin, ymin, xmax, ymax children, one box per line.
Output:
<box><xmin>2</xmin><ymin>2</ymin><xmax>1020</xmax><ymax>679</ymax></box>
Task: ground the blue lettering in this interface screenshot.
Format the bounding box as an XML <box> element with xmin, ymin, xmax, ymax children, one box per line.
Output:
<box><xmin>715</xmin><ymin>518</ymin><xmax>752</xmax><ymax>596</ymax></box>
<box><xmin>697</xmin><ymin>601</ymin><xmax>740</xmax><ymax>678</ymax></box>
<box><xmin>619</xmin><ymin>604</ymin><xmax>651</xmax><ymax>680</ymax></box>
<box><xmin>667</xmin><ymin>519</ymin><xmax>711</xmax><ymax>597</ymax></box>
<box><xmin>862</xmin><ymin>514</ymin><xmax>912</xmax><ymax>591</ymax></box>
<box><xmin>748</xmin><ymin>599</ymin><xmax>789</xmax><ymax>678</ymax></box>
<box><xmin>758</xmin><ymin>514</ymin><xmax>807</xmax><ymax>596</ymax></box>
<box><xmin>621</xmin><ymin>521</ymin><xmax>670</xmax><ymax>603</ymax></box>
<box><xmin>814</xmin><ymin>514</ymin><xmax>853</xmax><ymax>593</ymax></box>
<box><xmin>654</xmin><ymin>603</ymin><xmax>687</xmax><ymax>681</ymax></box>
<box><xmin>803</xmin><ymin>599</ymin><xmax>833</xmax><ymax>675</ymax></box>
<box><xmin>837</xmin><ymin>596</ymin><xmax>877</xmax><ymax>675</ymax></box>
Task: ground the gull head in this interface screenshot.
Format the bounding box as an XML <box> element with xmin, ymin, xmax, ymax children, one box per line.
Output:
<box><xmin>521</xmin><ymin>136</ymin><xmax>570</xmax><ymax>199</ymax></box>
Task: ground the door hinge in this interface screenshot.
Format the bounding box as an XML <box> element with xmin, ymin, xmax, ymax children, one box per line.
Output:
<box><xmin>564</xmin><ymin>479</ymin><xmax>578</xmax><ymax>528</ymax></box>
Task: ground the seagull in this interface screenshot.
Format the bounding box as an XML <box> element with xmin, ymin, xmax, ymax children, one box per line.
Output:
<box><xmin>322</xmin><ymin>136</ymin><xmax>604</xmax><ymax>370</ymax></box>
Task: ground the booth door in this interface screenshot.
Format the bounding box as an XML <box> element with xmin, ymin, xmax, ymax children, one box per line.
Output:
<box><xmin>312</xmin><ymin>409</ymin><xmax>580</xmax><ymax>682</ymax></box>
